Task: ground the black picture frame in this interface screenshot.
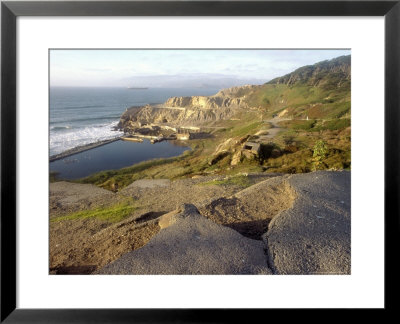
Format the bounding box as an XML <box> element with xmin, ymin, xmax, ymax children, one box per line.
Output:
<box><xmin>1</xmin><ymin>0</ymin><xmax>399</xmax><ymax>321</ymax></box>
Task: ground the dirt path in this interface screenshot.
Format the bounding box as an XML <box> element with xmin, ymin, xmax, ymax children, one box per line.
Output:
<box><xmin>257</xmin><ymin>117</ymin><xmax>288</xmax><ymax>142</ymax></box>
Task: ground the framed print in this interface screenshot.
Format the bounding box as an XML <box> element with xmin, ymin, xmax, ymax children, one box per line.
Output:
<box><xmin>1</xmin><ymin>0</ymin><xmax>399</xmax><ymax>321</ymax></box>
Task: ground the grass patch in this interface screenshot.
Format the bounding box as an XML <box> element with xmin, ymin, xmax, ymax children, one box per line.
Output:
<box><xmin>51</xmin><ymin>201</ymin><xmax>136</xmax><ymax>223</ymax></box>
<box><xmin>76</xmin><ymin>155</ymin><xmax>184</xmax><ymax>190</ymax></box>
<box><xmin>265</xmin><ymin>148</ymin><xmax>314</xmax><ymax>173</ymax></box>
<box><xmin>198</xmin><ymin>174</ymin><xmax>252</xmax><ymax>188</ymax></box>
<box><xmin>264</xmin><ymin>126</ymin><xmax>351</xmax><ymax>173</ymax></box>
<box><xmin>311</xmin><ymin>118</ymin><xmax>350</xmax><ymax>131</ymax></box>
<box><xmin>279</xmin><ymin>119</ymin><xmax>316</xmax><ymax>131</ymax></box>
<box><xmin>228</xmin><ymin>121</ymin><xmax>263</xmax><ymax>138</ymax></box>
<box><xmin>278</xmin><ymin>118</ymin><xmax>350</xmax><ymax>133</ymax></box>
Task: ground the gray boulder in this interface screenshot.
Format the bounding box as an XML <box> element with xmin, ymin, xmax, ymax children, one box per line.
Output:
<box><xmin>97</xmin><ymin>204</ymin><xmax>272</xmax><ymax>275</ymax></box>
<box><xmin>265</xmin><ymin>171</ymin><xmax>351</xmax><ymax>274</ymax></box>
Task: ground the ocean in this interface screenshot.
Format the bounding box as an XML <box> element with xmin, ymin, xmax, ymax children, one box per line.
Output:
<box><xmin>50</xmin><ymin>87</ymin><xmax>219</xmax><ymax>156</ymax></box>
<box><xmin>49</xmin><ymin>87</ymin><xmax>220</xmax><ymax>179</ymax></box>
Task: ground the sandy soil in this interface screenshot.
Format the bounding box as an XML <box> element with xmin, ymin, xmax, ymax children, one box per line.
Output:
<box><xmin>49</xmin><ymin>182</ymin><xmax>120</xmax><ymax>217</ymax></box>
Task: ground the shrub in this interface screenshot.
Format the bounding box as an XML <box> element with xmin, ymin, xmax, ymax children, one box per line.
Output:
<box><xmin>312</xmin><ymin>118</ymin><xmax>350</xmax><ymax>131</ymax></box>
<box><xmin>262</xmin><ymin>97</ymin><xmax>271</xmax><ymax>106</ymax></box>
<box><xmin>312</xmin><ymin>140</ymin><xmax>328</xmax><ymax>170</ymax></box>
<box><xmin>283</xmin><ymin>135</ymin><xmax>295</xmax><ymax>145</ymax></box>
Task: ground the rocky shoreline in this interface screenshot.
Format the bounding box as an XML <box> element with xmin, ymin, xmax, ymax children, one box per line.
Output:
<box><xmin>49</xmin><ymin>137</ymin><xmax>122</xmax><ymax>162</ymax></box>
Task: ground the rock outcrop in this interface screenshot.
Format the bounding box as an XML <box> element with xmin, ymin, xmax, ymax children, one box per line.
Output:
<box><xmin>95</xmin><ymin>171</ymin><xmax>351</xmax><ymax>275</ymax></box>
<box><xmin>208</xmin><ymin>135</ymin><xmax>266</xmax><ymax>166</ymax></box>
<box><xmin>265</xmin><ymin>171</ymin><xmax>351</xmax><ymax>274</ymax></box>
<box><xmin>118</xmin><ymin>85</ymin><xmax>253</xmax><ymax>130</ymax></box>
<box><xmin>97</xmin><ymin>204</ymin><xmax>272</xmax><ymax>275</ymax></box>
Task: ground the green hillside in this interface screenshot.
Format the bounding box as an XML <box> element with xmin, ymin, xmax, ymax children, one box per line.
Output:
<box><xmin>242</xmin><ymin>55</ymin><xmax>351</xmax><ymax>120</ymax></box>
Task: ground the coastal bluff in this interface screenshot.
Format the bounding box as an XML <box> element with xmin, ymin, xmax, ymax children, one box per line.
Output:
<box><xmin>117</xmin><ymin>84</ymin><xmax>257</xmax><ymax>129</ymax></box>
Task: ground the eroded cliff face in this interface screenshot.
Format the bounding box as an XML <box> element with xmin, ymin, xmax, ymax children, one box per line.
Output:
<box><xmin>118</xmin><ymin>85</ymin><xmax>254</xmax><ymax>129</ymax></box>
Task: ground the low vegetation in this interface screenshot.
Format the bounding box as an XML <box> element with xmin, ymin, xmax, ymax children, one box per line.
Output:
<box><xmin>51</xmin><ymin>200</ymin><xmax>136</xmax><ymax>223</ymax></box>
<box><xmin>198</xmin><ymin>174</ymin><xmax>252</xmax><ymax>188</ymax></box>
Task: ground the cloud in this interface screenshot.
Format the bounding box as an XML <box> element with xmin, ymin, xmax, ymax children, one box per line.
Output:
<box><xmin>120</xmin><ymin>73</ymin><xmax>266</xmax><ymax>88</ymax></box>
<box><xmin>50</xmin><ymin>49</ymin><xmax>350</xmax><ymax>87</ymax></box>
<box><xmin>83</xmin><ymin>68</ymin><xmax>112</xmax><ymax>72</ymax></box>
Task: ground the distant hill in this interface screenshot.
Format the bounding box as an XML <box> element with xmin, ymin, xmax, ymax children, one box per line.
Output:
<box><xmin>241</xmin><ymin>55</ymin><xmax>351</xmax><ymax>119</ymax></box>
<box><xmin>267</xmin><ymin>55</ymin><xmax>350</xmax><ymax>90</ymax></box>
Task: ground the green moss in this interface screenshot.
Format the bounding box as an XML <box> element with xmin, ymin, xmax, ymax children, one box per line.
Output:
<box><xmin>51</xmin><ymin>201</ymin><xmax>136</xmax><ymax>223</ymax></box>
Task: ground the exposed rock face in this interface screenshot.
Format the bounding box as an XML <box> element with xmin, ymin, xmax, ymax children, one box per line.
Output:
<box><xmin>164</xmin><ymin>95</ymin><xmax>247</xmax><ymax>110</ymax></box>
<box><xmin>208</xmin><ymin>136</ymin><xmax>249</xmax><ymax>165</ymax></box>
<box><xmin>97</xmin><ymin>204</ymin><xmax>272</xmax><ymax>275</ymax></box>
<box><xmin>207</xmin><ymin>135</ymin><xmax>264</xmax><ymax>166</ymax></box>
<box><xmin>230</xmin><ymin>150</ymin><xmax>243</xmax><ymax>166</ymax></box>
<box><xmin>118</xmin><ymin>85</ymin><xmax>253</xmax><ymax>130</ymax></box>
<box><xmin>95</xmin><ymin>171</ymin><xmax>350</xmax><ymax>275</ymax></box>
<box><xmin>265</xmin><ymin>171</ymin><xmax>351</xmax><ymax>274</ymax></box>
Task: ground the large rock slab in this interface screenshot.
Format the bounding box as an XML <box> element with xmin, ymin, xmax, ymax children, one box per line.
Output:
<box><xmin>264</xmin><ymin>171</ymin><xmax>351</xmax><ymax>274</ymax></box>
<box><xmin>97</xmin><ymin>204</ymin><xmax>272</xmax><ymax>275</ymax></box>
<box><xmin>198</xmin><ymin>175</ymin><xmax>296</xmax><ymax>240</ymax></box>
<box><xmin>49</xmin><ymin>181</ymin><xmax>116</xmax><ymax>215</ymax></box>
<box><xmin>123</xmin><ymin>179</ymin><xmax>171</xmax><ymax>189</ymax></box>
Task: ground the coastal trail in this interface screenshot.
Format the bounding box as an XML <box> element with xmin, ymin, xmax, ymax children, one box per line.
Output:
<box><xmin>257</xmin><ymin>117</ymin><xmax>288</xmax><ymax>142</ymax></box>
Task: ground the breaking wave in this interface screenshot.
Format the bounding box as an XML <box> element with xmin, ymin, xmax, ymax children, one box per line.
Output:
<box><xmin>50</xmin><ymin>121</ymin><xmax>123</xmax><ymax>156</ymax></box>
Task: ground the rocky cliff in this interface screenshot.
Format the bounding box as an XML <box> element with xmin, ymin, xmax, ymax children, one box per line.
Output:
<box><xmin>118</xmin><ymin>85</ymin><xmax>253</xmax><ymax>129</ymax></box>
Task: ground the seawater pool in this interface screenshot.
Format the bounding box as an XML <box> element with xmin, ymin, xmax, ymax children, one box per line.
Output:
<box><xmin>49</xmin><ymin>139</ymin><xmax>190</xmax><ymax>180</ymax></box>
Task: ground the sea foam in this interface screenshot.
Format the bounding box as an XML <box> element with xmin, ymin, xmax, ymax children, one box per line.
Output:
<box><xmin>49</xmin><ymin>121</ymin><xmax>123</xmax><ymax>156</ymax></box>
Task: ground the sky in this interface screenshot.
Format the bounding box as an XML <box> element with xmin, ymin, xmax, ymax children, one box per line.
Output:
<box><xmin>50</xmin><ymin>49</ymin><xmax>350</xmax><ymax>88</ymax></box>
